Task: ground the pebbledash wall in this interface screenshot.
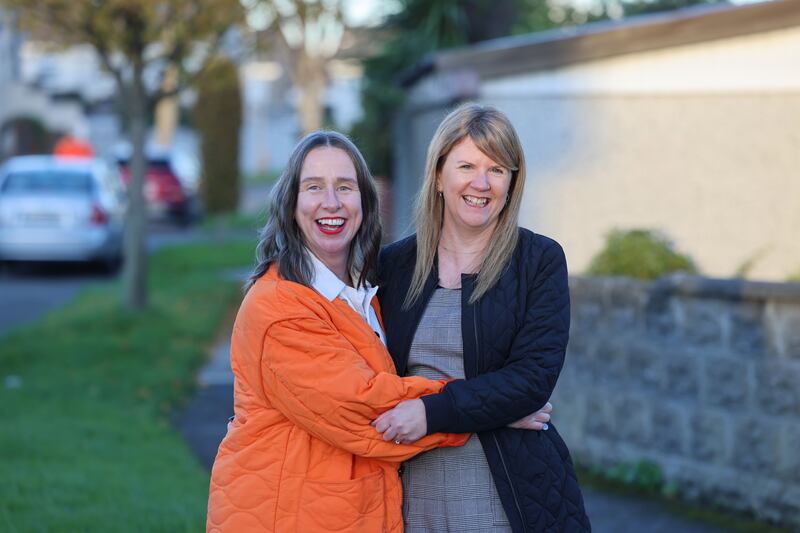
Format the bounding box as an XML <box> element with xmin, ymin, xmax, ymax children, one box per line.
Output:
<box><xmin>553</xmin><ymin>275</ymin><xmax>800</xmax><ymax>527</ymax></box>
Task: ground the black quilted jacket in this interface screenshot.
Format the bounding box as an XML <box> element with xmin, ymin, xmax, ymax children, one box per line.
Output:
<box><xmin>378</xmin><ymin>228</ymin><xmax>591</xmax><ymax>533</ymax></box>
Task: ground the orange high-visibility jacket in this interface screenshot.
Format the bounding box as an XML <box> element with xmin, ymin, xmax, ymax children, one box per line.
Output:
<box><xmin>207</xmin><ymin>265</ymin><xmax>467</xmax><ymax>532</ymax></box>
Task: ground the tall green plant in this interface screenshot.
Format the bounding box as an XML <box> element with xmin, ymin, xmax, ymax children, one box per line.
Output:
<box><xmin>195</xmin><ymin>56</ymin><xmax>242</xmax><ymax>214</ymax></box>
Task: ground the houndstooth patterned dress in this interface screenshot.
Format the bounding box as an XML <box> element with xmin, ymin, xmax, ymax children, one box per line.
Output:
<box><xmin>401</xmin><ymin>288</ymin><xmax>512</xmax><ymax>533</ymax></box>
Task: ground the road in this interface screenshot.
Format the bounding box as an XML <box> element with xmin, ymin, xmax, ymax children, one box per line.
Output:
<box><xmin>0</xmin><ymin>262</ymin><xmax>112</xmax><ymax>336</ymax></box>
<box><xmin>0</xmin><ymin>222</ymin><xmax>202</xmax><ymax>337</ymax></box>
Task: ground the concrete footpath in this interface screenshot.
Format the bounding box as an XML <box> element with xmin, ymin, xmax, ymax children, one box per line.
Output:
<box><xmin>178</xmin><ymin>331</ymin><xmax>731</xmax><ymax>533</ymax></box>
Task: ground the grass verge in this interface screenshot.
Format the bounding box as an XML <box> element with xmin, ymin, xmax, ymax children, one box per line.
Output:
<box><xmin>201</xmin><ymin>211</ymin><xmax>266</xmax><ymax>235</ymax></box>
<box><xmin>0</xmin><ymin>240</ymin><xmax>254</xmax><ymax>532</ymax></box>
<box><xmin>242</xmin><ymin>170</ymin><xmax>281</xmax><ymax>186</ymax></box>
<box><xmin>576</xmin><ymin>462</ymin><xmax>791</xmax><ymax>533</ymax></box>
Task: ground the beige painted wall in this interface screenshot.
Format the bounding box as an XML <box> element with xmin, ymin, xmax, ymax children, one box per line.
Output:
<box><xmin>482</xmin><ymin>94</ymin><xmax>800</xmax><ymax>280</ymax></box>
<box><xmin>484</xmin><ymin>26</ymin><xmax>800</xmax><ymax>96</ymax></box>
<box><xmin>476</xmin><ymin>27</ymin><xmax>800</xmax><ymax>281</ymax></box>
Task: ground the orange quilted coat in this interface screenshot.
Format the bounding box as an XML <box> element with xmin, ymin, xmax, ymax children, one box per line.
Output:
<box><xmin>206</xmin><ymin>265</ymin><xmax>467</xmax><ymax>532</ymax></box>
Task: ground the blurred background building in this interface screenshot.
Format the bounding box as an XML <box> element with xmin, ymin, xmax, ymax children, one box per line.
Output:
<box><xmin>0</xmin><ymin>9</ymin><xmax>89</xmax><ymax>160</ymax></box>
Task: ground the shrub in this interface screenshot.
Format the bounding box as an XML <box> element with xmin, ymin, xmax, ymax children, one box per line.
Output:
<box><xmin>0</xmin><ymin>116</ymin><xmax>59</xmax><ymax>159</ymax></box>
<box><xmin>588</xmin><ymin>229</ymin><xmax>697</xmax><ymax>280</ymax></box>
<box><xmin>194</xmin><ymin>56</ymin><xmax>242</xmax><ymax>214</ymax></box>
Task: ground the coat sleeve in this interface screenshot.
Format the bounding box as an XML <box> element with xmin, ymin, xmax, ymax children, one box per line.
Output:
<box><xmin>258</xmin><ymin>309</ymin><xmax>468</xmax><ymax>461</ymax></box>
<box><xmin>421</xmin><ymin>240</ymin><xmax>570</xmax><ymax>434</ymax></box>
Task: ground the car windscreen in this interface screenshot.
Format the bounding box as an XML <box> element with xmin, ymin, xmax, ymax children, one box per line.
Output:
<box><xmin>1</xmin><ymin>170</ymin><xmax>94</xmax><ymax>195</ymax></box>
<box><xmin>147</xmin><ymin>159</ymin><xmax>171</xmax><ymax>171</ymax></box>
<box><xmin>117</xmin><ymin>158</ymin><xmax>171</xmax><ymax>171</ymax></box>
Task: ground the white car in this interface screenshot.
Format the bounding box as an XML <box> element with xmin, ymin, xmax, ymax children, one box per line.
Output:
<box><xmin>0</xmin><ymin>155</ymin><xmax>127</xmax><ymax>270</ymax></box>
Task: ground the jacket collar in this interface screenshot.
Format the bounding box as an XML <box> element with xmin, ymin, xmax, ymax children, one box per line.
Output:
<box><xmin>308</xmin><ymin>252</ymin><xmax>346</xmax><ymax>302</ymax></box>
<box><xmin>308</xmin><ymin>251</ymin><xmax>379</xmax><ymax>305</ymax></box>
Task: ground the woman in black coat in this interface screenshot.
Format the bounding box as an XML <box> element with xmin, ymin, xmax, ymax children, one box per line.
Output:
<box><xmin>373</xmin><ymin>104</ymin><xmax>591</xmax><ymax>532</ymax></box>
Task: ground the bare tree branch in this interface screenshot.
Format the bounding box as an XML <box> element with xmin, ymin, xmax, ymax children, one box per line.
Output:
<box><xmin>253</xmin><ymin>0</ymin><xmax>348</xmax><ymax>133</ymax></box>
<box><xmin>149</xmin><ymin>32</ymin><xmax>224</xmax><ymax>105</ymax></box>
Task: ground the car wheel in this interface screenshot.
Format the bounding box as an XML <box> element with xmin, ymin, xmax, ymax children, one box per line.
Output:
<box><xmin>170</xmin><ymin>204</ymin><xmax>192</xmax><ymax>227</ymax></box>
<box><xmin>100</xmin><ymin>255</ymin><xmax>124</xmax><ymax>275</ymax></box>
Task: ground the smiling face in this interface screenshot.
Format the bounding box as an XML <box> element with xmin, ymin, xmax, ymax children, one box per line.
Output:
<box><xmin>295</xmin><ymin>147</ymin><xmax>362</xmax><ymax>278</ymax></box>
<box><xmin>437</xmin><ymin>135</ymin><xmax>512</xmax><ymax>237</ymax></box>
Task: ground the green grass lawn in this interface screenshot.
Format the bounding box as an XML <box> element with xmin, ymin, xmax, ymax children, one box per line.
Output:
<box><xmin>0</xmin><ymin>240</ymin><xmax>254</xmax><ymax>532</ymax></box>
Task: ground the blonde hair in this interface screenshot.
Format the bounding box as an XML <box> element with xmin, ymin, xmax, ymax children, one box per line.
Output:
<box><xmin>404</xmin><ymin>103</ymin><xmax>526</xmax><ymax>308</ymax></box>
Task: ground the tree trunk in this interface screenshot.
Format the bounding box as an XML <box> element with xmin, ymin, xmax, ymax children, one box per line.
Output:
<box><xmin>123</xmin><ymin>70</ymin><xmax>149</xmax><ymax>310</ymax></box>
<box><xmin>154</xmin><ymin>64</ymin><xmax>178</xmax><ymax>149</ymax></box>
<box><xmin>296</xmin><ymin>52</ymin><xmax>327</xmax><ymax>134</ymax></box>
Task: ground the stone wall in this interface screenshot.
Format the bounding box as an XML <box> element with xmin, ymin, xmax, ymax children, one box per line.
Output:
<box><xmin>553</xmin><ymin>274</ymin><xmax>800</xmax><ymax>527</ymax></box>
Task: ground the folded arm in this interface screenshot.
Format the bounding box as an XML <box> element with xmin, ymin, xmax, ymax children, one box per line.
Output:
<box><xmin>258</xmin><ymin>313</ymin><xmax>468</xmax><ymax>461</ymax></box>
<box><xmin>421</xmin><ymin>241</ymin><xmax>569</xmax><ymax>435</ymax></box>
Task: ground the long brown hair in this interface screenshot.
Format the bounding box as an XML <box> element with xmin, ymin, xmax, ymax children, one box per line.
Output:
<box><xmin>404</xmin><ymin>103</ymin><xmax>526</xmax><ymax>308</ymax></box>
<box><xmin>246</xmin><ymin>131</ymin><xmax>382</xmax><ymax>291</ymax></box>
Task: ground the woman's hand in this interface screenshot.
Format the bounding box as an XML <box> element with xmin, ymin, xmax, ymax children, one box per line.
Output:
<box><xmin>507</xmin><ymin>402</ymin><xmax>552</xmax><ymax>431</ymax></box>
<box><xmin>372</xmin><ymin>399</ymin><xmax>427</xmax><ymax>444</ymax></box>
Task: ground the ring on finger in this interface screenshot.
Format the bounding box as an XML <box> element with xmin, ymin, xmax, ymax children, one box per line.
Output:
<box><xmin>394</xmin><ymin>439</ymin><xmax>401</xmax><ymax>445</ymax></box>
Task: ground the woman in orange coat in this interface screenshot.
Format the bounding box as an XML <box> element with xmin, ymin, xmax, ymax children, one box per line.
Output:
<box><xmin>206</xmin><ymin>131</ymin><xmax>549</xmax><ymax>532</ymax></box>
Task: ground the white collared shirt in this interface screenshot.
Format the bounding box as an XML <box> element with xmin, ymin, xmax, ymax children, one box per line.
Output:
<box><xmin>308</xmin><ymin>252</ymin><xmax>387</xmax><ymax>346</ymax></box>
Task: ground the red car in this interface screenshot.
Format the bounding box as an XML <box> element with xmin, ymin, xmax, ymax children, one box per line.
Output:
<box><xmin>118</xmin><ymin>157</ymin><xmax>192</xmax><ymax>224</ymax></box>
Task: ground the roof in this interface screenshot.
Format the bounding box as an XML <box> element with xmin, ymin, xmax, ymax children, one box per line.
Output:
<box><xmin>400</xmin><ymin>0</ymin><xmax>800</xmax><ymax>87</ymax></box>
<box><xmin>53</xmin><ymin>136</ymin><xmax>95</xmax><ymax>158</ymax></box>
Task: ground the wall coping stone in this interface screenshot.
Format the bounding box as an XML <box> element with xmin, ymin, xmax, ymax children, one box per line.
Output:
<box><xmin>571</xmin><ymin>274</ymin><xmax>800</xmax><ymax>303</ymax></box>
